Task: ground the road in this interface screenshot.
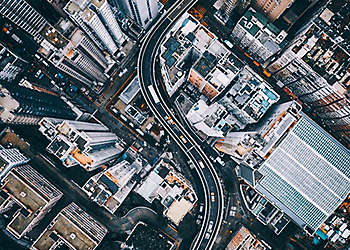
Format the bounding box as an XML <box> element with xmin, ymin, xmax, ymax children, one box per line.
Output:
<box><xmin>137</xmin><ymin>0</ymin><xmax>224</xmax><ymax>249</ymax></box>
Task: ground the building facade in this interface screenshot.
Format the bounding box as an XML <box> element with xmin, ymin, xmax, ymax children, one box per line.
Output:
<box><xmin>65</xmin><ymin>0</ymin><xmax>125</xmax><ymax>54</ymax></box>
<box><xmin>231</xmin><ymin>8</ymin><xmax>288</xmax><ymax>63</ymax></box>
<box><xmin>217</xmin><ymin>101</ymin><xmax>350</xmax><ymax>234</ymax></box>
<box><xmin>252</xmin><ymin>0</ymin><xmax>294</xmax><ymax>21</ymax></box>
<box><xmin>116</xmin><ymin>0</ymin><xmax>159</xmax><ymax>29</ymax></box>
<box><xmin>39</xmin><ymin>117</ymin><xmax>124</xmax><ymax>171</ymax></box>
<box><xmin>267</xmin><ymin>2</ymin><xmax>350</xmax><ymax>147</ymax></box>
<box><xmin>0</xmin><ymin>0</ymin><xmax>48</xmax><ymax>42</ymax></box>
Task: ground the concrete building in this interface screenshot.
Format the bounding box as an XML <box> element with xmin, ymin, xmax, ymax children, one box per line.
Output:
<box><xmin>226</xmin><ymin>225</ymin><xmax>269</xmax><ymax>249</ymax></box>
<box><xmin>267</xmin><ymin>2</ymin><xmax>350</xmax><ymax>148</ymax></box>
<box><xmin>64</xmin><ymin>0</ymin><xmax>125</xmax><ymax>54</ymax></box>
<box><xmin>136</xmin><ymin>153</ymin><xmax>197</xmax><ymax>225</ymax></box>
<box><xmin>116</xmin><ymin>0</ymin><xmax>160</xmax><ymax>29</ymax></box>
<box><xmin>252</xmin><ymin>0</ymin><xmax>294</xmax><ymax>21</ymax></box>
<box><xmin>83</xmin><ymin>158</ymin><xmax>143</xmax><ymax>213</ymax></box>
<box><xmin>231</xmin><ymin>8</ymin><xmax>288</xmax><ymax>63</ymax></box>
<box><xmin>39</xmin><ymin>118</ymin><xmax>124</xmax><ymax>171</ymax></box>
<box><xmin>32</xmin><ymin>202</ymin><xmax>107</xmax><ymax>250</ymax></box>
<box><xmin>0</xmin><ymin>148</ymin><xmax>29</xmax><ymax>180</ymax></box>
<box><xmin>0</xmin><ymin>45</ymin><xmax>26</xmax><ymax>82</ymax></box>
<box><xmin>187</xmin><ymin>66</ymin><xmax>279</xmax><ymax>137</ymax></box>
<box><xmin>0</xmin><ymin>165</ymin><xmax>63</xmax><ymax>239</ymax></box>
<box><xmin>217</xmin><ymin>101</ymin><xmax>350</xmax><ymax>234</ymax></box>
<box><xmin>0</xmin><ymin>0</ymin><xmax>48</xmax><ymax>42</ymax></box>
<box><xmin>0</xmin><ymin>83</ymin><xmax>77</xmax><ymax>125</ymax></box>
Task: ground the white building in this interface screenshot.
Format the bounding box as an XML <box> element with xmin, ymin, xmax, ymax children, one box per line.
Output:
<box><xmin>116</xmin><ymin>0</ymin><xmax>160</xmax><ymax>29</ymax></box>
<box><xmin>39</xmin><ymin>117</ymin><xmax>124</xmax><ymax>171</ymax></box>
<box><xmin>83</xmin><ymin>158</ymin><xmax>143</xmax><ymax>213</ymax></box>
<box><xmin>65</xmin><ymin>0</ymin><xmax>125</xmax><ymax>54</ymax></box>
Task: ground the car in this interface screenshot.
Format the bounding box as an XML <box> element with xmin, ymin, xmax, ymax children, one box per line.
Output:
<box><xmin>211</xmin><ymin>192</ymin><xmax>215</xmax><ymax>202</ymax></box>
<box><xmin>198</xmin><ymin>215</ymin><xmax>203</xmax><ymax>220</ymax></box>
<box><xmin>207</xmin><ymin>221</ymin><xmax>214</xmax><ymax>233</ymax></box>
<box><xmin>112</xmin><ymin>108</ymin><xmax>119</xmax><ymax>115</ymax></box>
<box><xmin>199</xmin><ymin>204</ymin><xmax>204</xmax><ymax>213</ymax></box>
<box><xmin>180</xmin><ymin>135</ymin><xmax>187</xmax><ymax>144</ymax></box>
<box><xmin>205</xmin><ymin>233</ymin><xmax>211</xmax><ymax>240</ymax></box>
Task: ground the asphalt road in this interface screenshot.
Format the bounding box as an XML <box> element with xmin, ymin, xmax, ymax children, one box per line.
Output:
<box><xmin>137</xmin><ymin>1</ymin><xmax>225</xmax><ymax>249</ymax></box>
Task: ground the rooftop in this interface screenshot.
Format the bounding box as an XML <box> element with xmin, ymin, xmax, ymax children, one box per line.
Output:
<box><xmin>32</xmin><ymin>202</ymin><xmax>107</xmax><ymax>250</ymax></box>
<box><xmin>2</xmin><ymin>165</ymin><xmax>62</xmax><ymax>238</ymax></box>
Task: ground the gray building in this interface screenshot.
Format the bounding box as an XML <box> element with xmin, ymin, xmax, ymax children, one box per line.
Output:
<box><xmin>39</xmin><ymin>118</ymin><xmax>124</xmax><ymax>171</ymax></box>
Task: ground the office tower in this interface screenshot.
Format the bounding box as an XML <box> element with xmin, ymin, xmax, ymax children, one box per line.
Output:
<box><xmin>0</xmin><ymin>0</ymin><xmax>48</xmax><ymax>42</ymax></box>
<box><xmin>32</xmin><ymin>202</ymin><xmax>107</xmax><ymax>250</ymax></box>
<box><xmin>0</xmin><ymin>148</ymin><xmax>29</xmax><ymax>180</ymax></box>
<box><xmin>49</xmin><ymin>30</ymin><xmax>108</xmax><ymax>86</ymax></box>
<box><xmin>0</xmin><ymin>0</ymin><xmax>109</xmax><ymax>88</ymax></box>
<box><xmin>65</xmin><ymin>0</ymin><xmax>125</xmax><ymax>54</ymax></box>
<box><xmin>217</xmin><ymin>101</ymin><xmax>350</xmax><ymax>234</ymax></box>
<box><xmin>221</xmin><ymin>0</ymin><xmax>238</xmax><ymax>17</ymax></box>
<box><xmin>83</xmin><ymin>158</ymin><xmax>143</xmax><ymax>213</ymax></box>
<box><xmin>116</xmin><ymin>0</ymin><xmax>159</xmax><ymax>29</ymax></box>
<box><xmin>267</xmin><ymin>2</ymin><xmax>350</xmax><ymax>147</ymax></box>
<box><xmin>231</xmin><ymin>8</ymin><xmax>288</xmax><ymax>63</ymax></box>
<box><xmin>0</xmin><ymin>164</ymin><xmax>63</xmax><ymax>239</ymax></box>
<box><xmin>0</xmin><ymin>83</ymin><xmax>78</xmax><ymax>125</ymax></box>
<box><xmin>39</xmin><ymin>118</ymin><xmax>124</xmax><ymax>171</ymax></box>
<box><xmin>251</xmin><ymin>0</ymin><xmax>294</xmax><ymax>21</ymax></box>
<box><xmin>0</xmin><ymin>44</ymin><xmax>26</xmax><ymax>82</ymax></box>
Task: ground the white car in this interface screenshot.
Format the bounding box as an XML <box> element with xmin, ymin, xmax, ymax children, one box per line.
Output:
<box><xmin>205</xmin><ymin>233</ymin><xmax>211</xmax><ymax>240</ymax></box>
<box><xmin>207</xmin><ymin>221</ymin><xmax>214</xmax><ymax>233</ymax></box>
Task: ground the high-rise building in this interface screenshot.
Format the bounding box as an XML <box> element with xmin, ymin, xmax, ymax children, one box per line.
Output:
<box><xmin>0</xmin><ymin>44</ymin><xmax>27</xmax><ymax>82</ymax></box>
<box><xmin>231</xmin><ymin>8</ymin><xmax>288</xmax><ymax>63</ymax></box>
<box><xmin>0</xmin><ymin>164</ymin><xmax>63</xmax><ymax>239</ymax></box>
<box><xmin>0</xmin><ymin>0</ymin><xmax>48</xmax><ymax>42</ymax></box>
<box><xmin>39</xmin><ymin>117</ymin><xmax>124</xmax><ymax>171</ymax></box>
<box><xmin>32</xmin><ymin>202</ymin><xmax>107</xmax><ymax>250</ymax></box>
<box><xmin>115</xmin><ymin>0</ymin><xmax>159</xmax><ymax>29</ymax></box>
<box><xmin>217</xmin><ymin>101</ymin><xmax>350</xmax><ymax>234</ymax></box>
<box><xmin>252</xmin><ymin>0</ymin><xmax>294</xmax><ymax>21</ymax></box>
<box><xmin>0</xmin><ymin>0</ymin><xmax>109</xmax><ymax>89</ymax></box>
<box><xmin>267</xmin><ymin>2</ymin><xmax>350</xmax><ymax>147</ymax></box>
<box><xmin>0</xmin><ymin>148</ymin><xmax>29</xmax><ymax>180</ymax></box>
<box><xmin>83</xmin><ymin>158</ymin><xmax>143</xmax><ymax>213</ymax></box>
<box><xmin>0</xmin><ymin>83</ymin><xmax>78</xmax><ymax>125</ymax></box>
<box><xmin>64</xmin><ymin>0</ymin><xmax>125</xmax><ymax>54</ymax></box>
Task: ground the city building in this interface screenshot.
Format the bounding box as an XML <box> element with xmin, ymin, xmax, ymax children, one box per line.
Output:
<box><xmin>267</xmin><ymin>1</ymin><xmax>350</xmax><ymax>147</ymax></box>
<box><xmin>0</xmin><ymin>0</ymin><xmax>48</xmax><ymax>42</ymax></box>
<box><xmin>0</xmin><ymin>44</ymin><xmax>26</xmax><ymax>82</ymax></box>
<box><xmin>64</xmin><ymin>0</ymin><xmax>126</xmax><ymax>54</ymax></box>
<box><xmin>136</xmin><ymin>152</ymin><xmax>197</xmax><ymax>225</ymax></box>
<box><xmin>83</xmin><ymin>158</ymin><xmax>143</xmax><ymax>213</ymax></box>
<box><xmin>226</xmin><ymin>225</ymin><xmax>270</xmax><ymax>250</ymax></box>
<box><xmin>0</xmin><ymin>148</ymin><xmax>29</xmax><ymax>180</ymax></box>
<box><xmin>0</xmin><ymin>164</ymin><xmax>63</xmax><ymax>239</ymax></box>
<box><xmin>251</xmin><ymin>0</ymin><xmax>294</xmax><ymax>21</ymax></box>
<box><xmin>231</xmin><ymin>8</ymin><xmax>288</xmax><ymax>63</ymax></box>
<box><xmin>186</xmin><ymin>66</ymin><xmax>279</xmax><ymax>137</ymax></box>
<box><xmin>217</xmin><ymin>101</ymin><xmax>350</xmax><ymax>234</ymax></box>
<box><xmin>0</xmin><ymin>83</ymin><xmax>77</xmax><ymax>125</ymax></box>
<box><xmin>31</xmin><ymin>202</ymin><xmax>107</xmax><ymax>250</ymax></box>
<box><xmin>39</xmin><ymin>117</ymin><xmax>124</xmax><ymax>171</ymax></box>
<box><xmin>115</xmin><ymin>0</ymin><xmax>160</xmax><ymax>29</ymax></box>
<box><xmin>0</xmin><ymin>0</ymin><xmax>110</xmax><ymax>89</ymax></box>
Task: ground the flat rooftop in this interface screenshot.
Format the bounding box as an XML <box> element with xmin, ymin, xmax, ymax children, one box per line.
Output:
<box><xmin>33</xmin><ymin>203</ymin><xmax>107</xmax><ymax>250</ymax></box>
<box><xmin>3</xmin><ymin>172</ymin><xmax>46</xmax><ymax>237</ymax></box>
